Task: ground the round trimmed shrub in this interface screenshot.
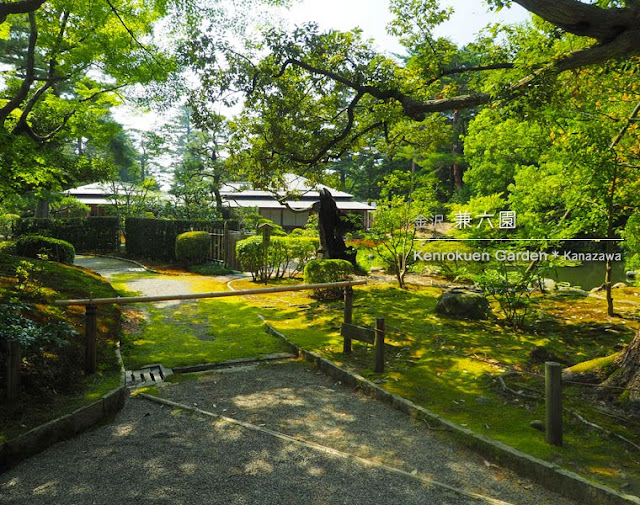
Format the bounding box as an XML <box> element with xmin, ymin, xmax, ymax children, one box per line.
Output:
<box><xmin>304</xmin><ymin>259</ymin><xmax>353</xmax><ymax>299</ymax></box>
<box><xmin>0</xmin><ymin>240</ymin><xmax>17</xmax><ymax>255</ymax></box>
<box><xmin>0</xmin><ymin>213</ymin><xmax>19</xmax><ymax>239</ymax></box>
<box><xmin>175</xmin><ymin>231</ymin><xmax>210</xmax><ymax>265</ymax></box>
<box><xmin>16</xmin><ymin>234</ymin><xmax>75</xmax><ymax>265</ymax></box>
<box><xmin>236</xmin><ymin>235</ymin><xmax>264</xmax><ymax>280</ymax></box>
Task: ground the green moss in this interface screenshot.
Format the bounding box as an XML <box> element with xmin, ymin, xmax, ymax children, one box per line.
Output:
<box><xmin>116</xmin><ymin>272</ymin><xmax>290</xmax><ymax>370</ymax></box>
<box><xmin>567</xmin><ymin>353</ymin><xmax>620</xmax><ymax>374</ymax></box>
<box><xmin>0</xmin><ymin>253</ymin><xmax>122</xmax><ymax>442</ymax></box>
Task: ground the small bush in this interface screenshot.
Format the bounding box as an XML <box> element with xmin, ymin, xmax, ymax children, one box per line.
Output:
<box><xmin>304</xmin><ymin>259</ymin><xmax>353</xmax><ymax>299</ymax></box>
<box><xmin>0</xmin><ymin>240</ymin><xmax>17</xmax><ymax>255</ymax></box>
<box><xmin>175</xmin><ymin>231</ymin><xmax>210</xmax><ymax>265</ymax></box>
<box><xmin>236</xmin><ymin>235</ymin><xmax>320</xmax><ymax>281</ymax></box>
<box><xmin>236</xmin><ymin>235</ymin><xmax>265</xmax><ymax>281</ymax></box>
<box><xmin>189</xmin><ymin>261</ymin><xmax>233</xmax><ymax>276</ymax></box>
<box><xmin>0</xmin><ymin>213</ymin><xmax>19</xmax><ymax>239</ymax></box>
<box><xmin>16</xmin><ymin>234</ymin><xmax>75</xmax><ymax>265</ymax></box>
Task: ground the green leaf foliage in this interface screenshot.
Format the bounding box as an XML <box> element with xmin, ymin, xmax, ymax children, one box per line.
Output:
<box><xmin>175</xmin><ymin>231</ymin><xmax>211</xmax><ymax>265</ymax></box>
<box><xmin>16</xmin><ymin>234</ymin><xmax>75</xmax><ymax>265</ymax></box>
<box><xmin>303</xmin><ymin>259</ymin><xmax>353</xmax><ymax>299</ymax></box>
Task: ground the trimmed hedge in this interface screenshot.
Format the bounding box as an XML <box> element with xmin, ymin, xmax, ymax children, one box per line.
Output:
<box><xmin>125</xmin><ymin>218</ymin><xmax>239</xmax><ymax>261</ymax></box>
<box><xmin>0</xmin><ymin>240</ymin><xmax>16</xmax><ymax>255</ymax></box>
<box><xmin>303</xmin><ymin>259</ymin><xmax>353</xmax><ymax>299</ymax></box>
<box><xmin>16</xmin><ymin>235</ymin><xmax>76</xmax><ymax>265</ymax></box>
<box><xmin>0</xmin><ymin>214</ymin><xmax>19</xmax><ymax>239</ymax></box>
<box><xmin>175</xmin><ymin>231</ymin><xmax>210</xmax><ymax>265</ymax></box>
<box><xmin>14</xmin><ymin>217</ymin><xmax>119</xmax><ymax>253</ymax></box>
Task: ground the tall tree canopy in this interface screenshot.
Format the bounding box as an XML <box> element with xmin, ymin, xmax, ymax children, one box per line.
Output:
<box><xmin>185</xmin><ymin>0</ymin><xmax>640</xmax><ymax>184</ymax></box>
<box><xmin>0</xmin><ymin>0</ymin><xmax>180</xmax><ymax>200</ymax></box>
<box><xmin>0</xmin><ymin>0</ymin><xmax>287</xmax><ymax>203</ymax></box>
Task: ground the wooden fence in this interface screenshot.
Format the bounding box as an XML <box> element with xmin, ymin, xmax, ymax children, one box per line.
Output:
<box><xmin>50</xmin><ymin>280</ymin><xmax>367</xmax><ymax>376</ymax></box>
<box><xmin>208</xmin><ymin>223</ymin><xmax>251</xmax><ymax>270</ymax></box>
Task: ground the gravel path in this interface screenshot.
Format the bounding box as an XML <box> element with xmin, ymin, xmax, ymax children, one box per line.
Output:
<box><xmin>0</xmin><ymin>361</ymin><xmax>579</xmax><ymax>505</ymax></box>
<box><xmin>0</xmin><ymin>256</ymin><xmax>580</xmax><ymax>504</ymax></box>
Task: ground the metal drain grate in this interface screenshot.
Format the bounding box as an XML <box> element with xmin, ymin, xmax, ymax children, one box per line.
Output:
<box><xmin>126</xmin><ymin>364</ymin><xmax>168</xmax><ymax>387</ymax></box>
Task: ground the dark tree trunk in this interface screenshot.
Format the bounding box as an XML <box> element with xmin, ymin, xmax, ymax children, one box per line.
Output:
<box><xmin>35</xmin><ymin>198</ymin><xmax>49</xmax><ymax>218</ymax></box>
<box><xmin>452</xmin><ymin>109</ymin><xmax>463</xmax><ymax>191</ymax></box>
<box><xmin>317</xmin><ymin>188</ymin><xmax>357</xmax><ymax>267</ymax></box>
<box><xmin>601</xmin><ymin>329</ymin><xmax>640</xmax><ymax>405</ymax></box>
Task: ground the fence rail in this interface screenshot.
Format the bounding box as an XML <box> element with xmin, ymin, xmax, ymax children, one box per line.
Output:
<box><xmin>52</xmin><ymin>280</ymin><xmax>367</xmax><ymax>375</ymax></box>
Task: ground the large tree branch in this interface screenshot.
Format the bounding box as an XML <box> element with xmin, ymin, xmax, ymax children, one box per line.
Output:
<box><xmin>0</xmin><ymin>11</ymin><xmax>37</xmax><ymax>126</ymax></box>
<box><xmin>286</xmin><ymin>90</ymin><xmax>365</xmax><ymax>165</ymax></box>
<box><xmin>104</xmin><ymin>0</ymin><xmax>164</xmax><ymax>68</ymax></box>
<box><xmin>513</xmin><ymin>0</ymin><xmax>638</xmax><ymax>42</ymax></box>
<box><xmin>18</xmin><ymin>110</ymin><xmax>75</xmax><ymax>142</ymax></box>
<box><xmin>0</xmin><ymin>0</ymin><xmax>46</xmax><ymax>24</ymax></box>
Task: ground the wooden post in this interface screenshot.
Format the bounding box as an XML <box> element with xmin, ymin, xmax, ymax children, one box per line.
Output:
<box><xmin>223</xmin><ymin>221</ymin><xmax>229</xmax><ymax>267</ymax></box>
<box><xmin>6</xmin><ymin>341</ymin><xmax>21</xmax><ymax>402</ymax></box>
<box><xmin>259</xmin><ymin>223</ymin><xmax>272</xmax><ymax>284</ymax></box>
<box><xmin>374</xmin><ymin>318</ymin><xmax>385</xmax><ymax>373</ymax></box>
<box><xmin>545</xmin><ymin>361</ymin><xmax>563</xmax><ymax>446</ymax></box>
<box><xmin>343</xmin><ymin>286</ymin><xmax>353</xmax><ymax>353</ymax></box>
<box><xmin>85</xmin><ymin>304</ymin><xmax>97</xmax><ymax>374</ymax></box>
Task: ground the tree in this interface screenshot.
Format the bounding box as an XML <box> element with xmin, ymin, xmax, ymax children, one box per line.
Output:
<box><xmin>0</xmin><ymin>0</ymin><xmax>180</xmax><ymax>209</ymax></box>
<box><xmin>369</xmin><ymin>194</ymin><xmax>433</xmax><ymax>288</ymax></box>
<box><xmin>185</xmin><ymin>0</ymin><xmax>640</xmax><ymax>185</ymax></box>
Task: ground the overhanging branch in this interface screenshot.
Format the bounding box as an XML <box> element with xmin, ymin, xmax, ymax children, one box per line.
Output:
<box><xmin>0</xmin><ymin>0</ymin><xmax>46</xmax><ymax>24</ymax></box>
<box><xmin>0</xmin><ymin>11</ymin><xmax>37</xmax><ymax>125</ymax></box>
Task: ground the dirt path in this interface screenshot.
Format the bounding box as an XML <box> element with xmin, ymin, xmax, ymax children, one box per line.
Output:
<box><xmin>0</xmin><ymin>256</ymin><xmax>579</xmax><ymax>504</ymax></box>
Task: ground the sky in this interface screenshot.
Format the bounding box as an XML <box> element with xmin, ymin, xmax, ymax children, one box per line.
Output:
<box><xmin>284</xmin><ymin>0</ymin><xmax>529</xmax><ymax>51</ymax></box>
<box><xmin>115</xmin><ymin>0</ymin><xmax>531</xmax><ymax>130</ymax></box>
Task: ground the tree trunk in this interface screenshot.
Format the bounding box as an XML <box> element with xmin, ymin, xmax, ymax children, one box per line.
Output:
<box><xmin>451</xmin><ymin>110</ymin><xmax>463</xmax><ymax>191</ymax></box>
<box><xmin>35</xmin><ymin>197</ymin><xmax>49</xmax><ymax>218</ymax></box>
<box><xmin>317</xmin><ymin>189</ymin><xmax>357</xmax><ymax>267</ymax></box>
<box><xmin>601</xmin><ymin>329</ymin><xmax>640</xmax><ymax>405</ymax></box>
<box><xmin>605</xmin><ymin>254</ymin><xmax>614</xmax><ymax>317</ymax></box>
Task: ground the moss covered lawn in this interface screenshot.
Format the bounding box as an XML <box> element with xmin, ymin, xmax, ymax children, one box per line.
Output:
<box><xmin>230</xmin><ymin>276</ymin><xmax>640</xmax><ymax>494</ymax></box>
<box><xmin>0</xmin><ymin>254</ymin><xmax>122</xmax><ymax>442</ymax></box>
<box><xmin>108</xmin><ymin>265</ymin><xmax>640</xmax><ymax>493</ymax></box>
<box><xmin>110</xmin><ymin>272</ymin><xmax>291</xmax><ymax>370</ymax></box>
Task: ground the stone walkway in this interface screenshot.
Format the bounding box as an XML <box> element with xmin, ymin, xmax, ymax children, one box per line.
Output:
<box><xmin>0</xmin><ymin>256</ymin><xmax>579</xmax><ymax>504</ymax></box>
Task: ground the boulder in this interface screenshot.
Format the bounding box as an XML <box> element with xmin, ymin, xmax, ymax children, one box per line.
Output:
<box><xmin>531</xmin><ymin>277</ymin><xmax>556</xmax><ymax>292</ymax></box>
<box><xmin>435</xmin><ymin>288</ymin><xmax>490</xmax><ymax>320</ymax></box>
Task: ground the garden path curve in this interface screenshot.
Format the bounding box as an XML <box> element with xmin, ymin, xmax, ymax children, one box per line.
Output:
<box><xmin>0</xmin><ymin>256</ymin><xmax>579</xmax><ymax>505</ymax></box>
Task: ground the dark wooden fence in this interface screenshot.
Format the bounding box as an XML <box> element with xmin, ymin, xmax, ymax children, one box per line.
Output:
<box><xmin>208</xmin><ymin>224</ymin><xmax>251</xmax><ymax>270</ymax></box>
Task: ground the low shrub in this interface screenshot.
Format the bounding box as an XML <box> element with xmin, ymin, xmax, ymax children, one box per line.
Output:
<box><xmin>236</xmin><ymin>235</ymin><xmax>319</xmax><ymax>281</ymax></box>
<box><xmin>0</xmin><ymin>240</ymin><xmax>16</xmax><ymax>255</ymax></box>
<box><xmin>175</xmin><ymin>231</ymin><xmax>210</xmax><ymax>265</ymax></box>
<box><xmin>16</xmin><ymin>235</ymin><xmax>75</xmax><ymax>265</ymax></box>
<box><xmin>303</xmin><ymin>259</ymin><xmax>353</xmax><ymax>299</ymax></box>
<box><xmin>0</xmin><ymin>214</ymin><xmax>19</xmax><ymax>239</ymax></box>
<box><xmin>188</xmin><ymin>261</ymin><xmax>233</xmax><ymax>276</ymax></box>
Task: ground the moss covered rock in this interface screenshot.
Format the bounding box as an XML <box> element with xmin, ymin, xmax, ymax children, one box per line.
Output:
<box><xmin>435</xmin><ymin>287</ymin><xmax>490</xmax><ymax>320</ymax></box>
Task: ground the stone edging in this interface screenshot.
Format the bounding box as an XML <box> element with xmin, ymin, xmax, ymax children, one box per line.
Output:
<box><xmin>0</xmin><ymin>386</ymin><xmax>128</xmax><ymax>474</ymax></box>
<box><xmin>91</xmin><ymin>254</ymin><xmax>159</xmax><ymax>273</ymax></box>
<box><xmin>262</xmin><ymin>320</ymin><xmax>640</xmax><ymax>505</ymax></box>
<box><xmin>172</xmin><ymin>352</ymin><xmax>297</xmax><ymax>374</ymax></box>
